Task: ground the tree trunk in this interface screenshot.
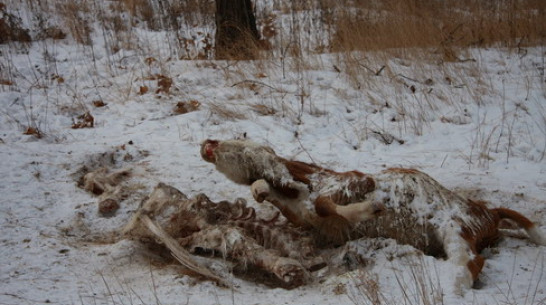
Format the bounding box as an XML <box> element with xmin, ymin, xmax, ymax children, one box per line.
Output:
<box><xmin>215</xmin><ymin>0</ymin><xmax>260</xmax><ymax>60</ymax></box>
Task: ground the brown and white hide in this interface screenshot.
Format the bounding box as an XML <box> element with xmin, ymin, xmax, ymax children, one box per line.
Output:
<box><xmin>354</xmin><ymin>168</ymin><xmax>546</xmax><ymax>293</ymax></box>
<box><xmin>200</xmin><ymin>139</ymin><xmax>546</xmax><ymax>293</ymax></box>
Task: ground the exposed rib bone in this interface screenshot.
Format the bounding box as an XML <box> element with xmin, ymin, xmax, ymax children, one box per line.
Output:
<box><xmin>139</xmin><ymin>213</ymin><xmax>230</xmax><ymax>287</ymax></box>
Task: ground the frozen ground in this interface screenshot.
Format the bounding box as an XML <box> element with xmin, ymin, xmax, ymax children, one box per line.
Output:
<box><xmin>1</xmin><ymin>17</ymin><xmax>546</xmax><ymax>305</ymax></box>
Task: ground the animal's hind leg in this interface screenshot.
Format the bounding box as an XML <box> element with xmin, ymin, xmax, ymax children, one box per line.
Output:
<box><xmin>441</xmin><ymin>224</ymin><xmax>480</xmax><ymax>295</ymax></box>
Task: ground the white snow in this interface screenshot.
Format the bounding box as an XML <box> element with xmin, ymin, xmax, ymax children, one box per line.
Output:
<box><xmin>1</xmin><ymin>2</ymin><xmax>545</xmax><ymax>304</ymax></box>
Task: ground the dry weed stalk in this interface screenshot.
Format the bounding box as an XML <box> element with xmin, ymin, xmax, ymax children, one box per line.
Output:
<box><xmin>348</xmin><ymin>256</ymin><xmax>444</xmax><ymax>305</ymax></box>
<box><xmin>209</xmin><ymin>101</ymin><xmax>247</xmax><ymax>121</ymax></box>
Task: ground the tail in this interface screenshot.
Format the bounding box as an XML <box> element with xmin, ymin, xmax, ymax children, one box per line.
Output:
<box><xmin>492</xmin><ymin>208</ymin><xmax>546</xmax><ymax>246</ymax></box>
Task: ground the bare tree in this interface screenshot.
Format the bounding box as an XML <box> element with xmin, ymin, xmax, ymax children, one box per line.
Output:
<box><xmin>215</xmin><ymin>0</ymin><xmax>260</xmax><ymax>60</ymax></box>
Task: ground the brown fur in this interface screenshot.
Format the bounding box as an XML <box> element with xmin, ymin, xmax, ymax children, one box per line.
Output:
<box><xmin>456</xmin><ymin>202</ymin><xmax>543</xmax><ymax>281</ymax></box>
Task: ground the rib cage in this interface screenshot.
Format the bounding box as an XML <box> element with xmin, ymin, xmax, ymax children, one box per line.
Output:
<box><xmin>170</xmin><ymin>193</ymin><xmax>316</xmax><ymax>260</ymax></box>
<box><xmin>122</xmin><ymin>183</ymin><xmax>323</xmax><ymax>287</ymax></box>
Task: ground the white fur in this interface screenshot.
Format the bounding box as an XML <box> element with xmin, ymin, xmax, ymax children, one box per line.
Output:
<box><xmin>526</xmin><ymin>226</ymin><xmax>546</xmax><ymax>246</ymax></box>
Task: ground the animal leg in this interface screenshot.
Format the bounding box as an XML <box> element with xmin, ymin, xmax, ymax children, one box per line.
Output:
<box><xmin>251</xmin><ymin>179</ymin><xmax>312</xmax><ymax>227</ymax></box>
<box><xmin>314</xmin><ymin>196</ymin><xmax>385</xmax><ymax>224</ymax></box>
<box><xmin>441</xmin><ymin>225</ymin><xmax>479</xmax><ymax>295</ymax></box>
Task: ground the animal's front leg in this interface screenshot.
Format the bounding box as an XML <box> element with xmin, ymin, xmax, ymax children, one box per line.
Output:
<box><xmin>250</xmin><ymin>179</ymin><xmax>311</xmax><ymax>227</ymax></box>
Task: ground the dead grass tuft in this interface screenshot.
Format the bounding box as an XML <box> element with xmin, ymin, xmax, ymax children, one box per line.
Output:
<box><xmin>209</xmin><ymin>102</ymin><xmax>247</xmax><ymax>121</ymax></box>
<box><xmin>23</xmin><ymin>126</ymin><xmax>42</xmax><ymax>138</ymax></box>
<box><xmin>0</xmin><ymin>4</ymin><xmax>31</xmax><ymax>43</ymax></box>
<box><xmin>55</xmin><ymin>1</ymin><xmax>92</xmax><ymax>45</ymax></box>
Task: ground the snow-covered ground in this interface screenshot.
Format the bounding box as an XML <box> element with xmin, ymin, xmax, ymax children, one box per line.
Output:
<box><xmin>1</xmin><ymin>4</ymin><xmax>546</xmax><ymax>304</ymax></box>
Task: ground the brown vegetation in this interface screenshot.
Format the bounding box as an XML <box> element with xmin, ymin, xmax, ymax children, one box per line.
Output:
<box><xmin>0</xmin><ymin>3</ymin><xmax>31</xmax><ymax>43</ymax></box>
<box><xmin>329</xmin><ymin>0</ymin><xmax>545</xmax><ymax>57</ymax></box>
<box><xmin>7</xmin><ymin>0</ymin><xmax>543</xmax><ymax>59</ymax></box>
<box><xmin>173</xmin><ymin>100</ymin><xmax>201</xmax><ymax>115</ymax></box>
<box><xmin>72</xmin><ymin>112</ymin><xmax>94</xmax><ymax>129</ymax></box>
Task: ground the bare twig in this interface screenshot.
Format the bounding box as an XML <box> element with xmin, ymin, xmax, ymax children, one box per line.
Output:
<box><xmin>359</xmin><ymin>64</ymin><xmax>386</xmax><ymax>76</ymax></box>
<box><xmin>231</xmin><ymin>79</ymin><xmax>288</xmax><ymax>93</ymax></box>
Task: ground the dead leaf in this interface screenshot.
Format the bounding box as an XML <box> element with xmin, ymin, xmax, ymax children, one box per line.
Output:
<box><xmin>0</xmin><ymin>79</ymin><xmax>14</xmax><ymax>86</ymax></box>
<box><xmin>93</xmin><ymin>100</ymin><xmax>107</xmax><ymax>107</ymax></box>
<box><xmin>173</xmin><ymin>100</ymin><xmax>201</xmax><ymax>115</ymax></box>
<box><xmin>52</xmin><ymin>74</ymin><xmax>64</xmax><ymax>84</ymax></box>
<box><xmin>139</xmin><ymin>86</ymin><xmax>149</xmax><ymax>95</ymax></box>
<box><xmin>23</xmin><ymin>126</ymin><xmax>42</xmax><ymax>138</ymax></box>
<box><xmin>156</xmin><ymin>75</ymin><xmax>173</xmax><ymax>94</ymax></box>
<box><xmin>72</xmin><ymin>112</ymin><xmax>94</xmax><ymax>129</ymax></box>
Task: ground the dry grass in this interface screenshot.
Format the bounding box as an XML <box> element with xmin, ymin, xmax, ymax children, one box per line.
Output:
<box><xmin>9</xmin><ymin>0</ymin><xmax>543</xmax><ymax>60</ymax></box>
<box><xmin>347</xmin><ymin>256</ymin><xmax>444</xmax><ymax>305</ymax></box>
<box><xmin>55</xmin><ymin>1</ymin><xmax>92</xmax><ymax>45</ymax></box>
<box><xmin>329</xmin><ymin>0</ymin><xmax>545</xmax><ymax>59</ymax></box>
<box><xmin>2</xmin><ymin>0</ymin><xmax>544</xmax><ymax>149</ymax></box>
<box><xmin>209</xmin><ymin>101</ymin><xmax>248</xmax><ymax>121</ymax></box>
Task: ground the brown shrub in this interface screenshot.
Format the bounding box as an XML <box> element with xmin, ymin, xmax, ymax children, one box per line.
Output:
<box><xmin>0</xmin><ymin>4</ymin><xmax>31</xmax><ymax>43</ymax></box>
<box><xmin>37</xmin><ymin>26</ymin><xmax>66</xmax><ymax>40</ymax></box>
<box><xmin>55</xmin><ymin>1</ymin><xmax>92</xmax><ymax>45</ymax></box>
